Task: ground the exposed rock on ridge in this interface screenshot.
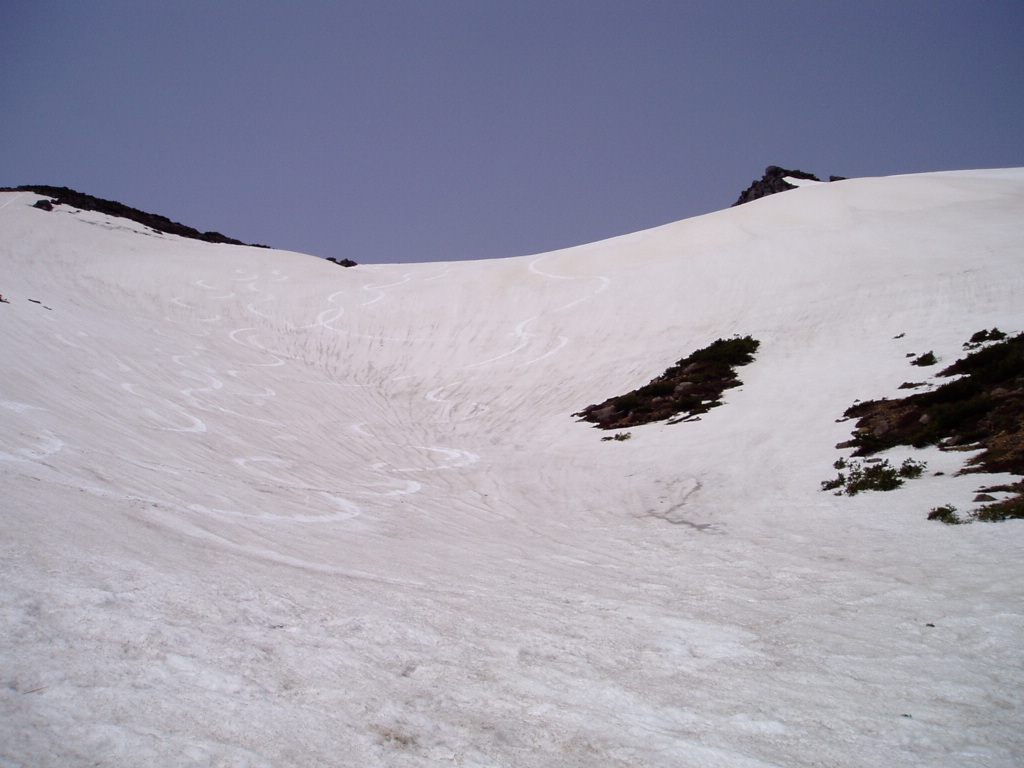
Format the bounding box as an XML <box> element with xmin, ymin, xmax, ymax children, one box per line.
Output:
<box><xmin>733</xmin><ymin>166</ymin><xmax>845</xmax><ymax>206</ymax></box>
<box><xmin>1</xmin><ymin>184</ymin><xmax>267</xmax><ymax>247</ymax></box>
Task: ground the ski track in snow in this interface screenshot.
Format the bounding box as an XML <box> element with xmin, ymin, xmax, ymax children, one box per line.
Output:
<box><xmin>0</xmin><ymin>191</ymin><xmax>27</xmax><ymax>209</ymax></box>
<box><xmin>130</xmin><ymin>267</ymin><xmax>489</xmax><ymax>532</ymax></box>
<box><xmin>462</xmin><ymin>254</ymin><xmax>609</xmax><ymax>369</ymax></box>
<box><xmin>0</xmin><ymin>264</ymin><xmax>473</xmax><ymax>533</ymax></box>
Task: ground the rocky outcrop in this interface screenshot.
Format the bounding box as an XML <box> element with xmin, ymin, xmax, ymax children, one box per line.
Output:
<box><xmin>733</xmin><ymin>166</ymin><xmax>830</xmax><ymax>206</ymax></box>
<box><xmin>3</xmin><ymin>185</ymin><xmax>267</xmax><ymax>247</ymax></box>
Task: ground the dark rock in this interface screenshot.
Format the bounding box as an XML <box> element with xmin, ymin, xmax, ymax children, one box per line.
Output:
<box><xmin>327</xmin><ymin>257</ymin><xmax>358</xmax><ymax>267</ymax></box>
<box><xmin>32</xmin><ymin>199</ymin><xmax>56</xmax><ymax>211</ymax></box>
<box><xmin>1</xmin><ymin>185</ymin><xmax>262</xmax><ymax>246</ymax></box>
<box><xmin>733</xmin><ymin>166</ymin><xmax>833</xmax><ymax>207</ymax></box>
<box><xmin>588</xmin><ymin>404</ymin><xmax>620</xmax><ymax>423</ymax></box>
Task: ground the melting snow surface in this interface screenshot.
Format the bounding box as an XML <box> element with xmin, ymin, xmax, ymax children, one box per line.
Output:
<box><xmin>2</xmin><ymin>169</ymin><xmax>1024</xmax><ymax>767</ymax></box>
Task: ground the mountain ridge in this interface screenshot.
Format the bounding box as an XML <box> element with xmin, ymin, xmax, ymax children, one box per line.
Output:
<box><xmin>5</xmin><ymin>165</ymin><xmax>845</xmax><ymax>255</ymax></box>
<box><xmin>0</xmin><ymin>184</ymin><xmax>268</xmax><ymax>247</ymax></box>
<box><xmin>732</xmin><ymin>165</ymin><xmax>846</xmax><ymax>206</ymax></box>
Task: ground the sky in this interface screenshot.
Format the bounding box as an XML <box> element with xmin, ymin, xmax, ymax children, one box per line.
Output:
<box><xmin>2</xmin><ymin>1</ymin><xmax>1022</xmax><ymax>263</ymax></box>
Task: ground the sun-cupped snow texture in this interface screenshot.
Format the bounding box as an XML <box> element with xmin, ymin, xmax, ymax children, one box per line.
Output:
<box><xmin>2</xmin><ymin>170</ymin><xmax>1023</xmax><ymax>767</ymax></box>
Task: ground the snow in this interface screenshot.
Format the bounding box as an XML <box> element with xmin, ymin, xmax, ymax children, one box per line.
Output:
<box><xmin>782</xmin><ymin>176</ymin><xmax>823</xmax><ymax>187</ymax></box>
<box><xmin>2</xmin><ymin>169</ymin><xmax>1024</xmax><ymax>767</ymax></box>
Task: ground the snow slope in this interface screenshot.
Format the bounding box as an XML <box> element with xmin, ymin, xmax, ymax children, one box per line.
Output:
<box><xmin>2</xmin><ymin>170</ymin><xmax>1023</xmax><ymax>767</ymax></box>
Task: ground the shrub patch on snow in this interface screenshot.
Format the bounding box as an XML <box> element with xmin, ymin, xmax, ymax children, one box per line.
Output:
<box><xmin>574</xmin><ymin>336</ymin><xmax>759</xmax><ymax>431</ymax></box>
<box><xmin>964</xmin><ymin>327</ymin><xmax>1007</xmax><ymax>348</ymax></box>
<box><xmin>821</xmin><ymin>457</ymin><xmax>926</xmax><ymax>495</ymax></box>
<box><xmin>832</xmin><ymin>330</ymin><xmax>1024</xmax><ymax>522</ymax></box>
<box><xmin>909</xmin><ymin>351</ymin><xmax>938</xmax><ymax>367</ymax></box>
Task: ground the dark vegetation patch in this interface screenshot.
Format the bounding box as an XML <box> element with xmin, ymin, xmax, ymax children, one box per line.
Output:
<box><xmin>3</xmin><ymin>185</ymin><xmax>269</xmax><ymax>247</ymax></box>
<box><xmin>965</xmin><ymin>327</ymin><xmax>1006</xmax><ymax>348</ymax></box>
<box><xmin>973</xmin><ymin>494</ymin><xmax>1024</xmax><ymax>522</ymax></box>
<box><xmin>821</xmin><ymin>457</ymin><xmax>926</xmax><ymax>495</ymax></box>
<box><xmin>910</xmin><ymin>351</ymin><xmax>937</xmax><ymax>367</ymax></box>
<box><xmin>327</xmin><ymin>257</ymin><xmax>358</xmax><ymax>267</ymax></box>
<box><xmin>574</xmin><ymin>336</ymin><xmax>760</xmax><ymax>431</ymax></box>
<box><xmin>833</xmin><ymin>330</ymin><xmax>1024</xmax><ymax>522</ymax></box>
<box><xmin>927</xmin><ymin>504</ymin><xmax>964</xmax><ymax>525</ymax></box>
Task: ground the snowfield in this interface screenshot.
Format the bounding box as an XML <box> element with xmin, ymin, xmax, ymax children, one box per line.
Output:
<box><xmin>2</xmin><ymin>169</ymin><xmax>1023</xmax><ymax>767</ymax></box>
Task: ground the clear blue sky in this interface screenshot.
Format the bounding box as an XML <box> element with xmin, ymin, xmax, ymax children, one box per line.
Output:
<box><xmin>2</xmin><ymin>1</ymin><xmax>1022</xmax><ymax>263</ymax></box>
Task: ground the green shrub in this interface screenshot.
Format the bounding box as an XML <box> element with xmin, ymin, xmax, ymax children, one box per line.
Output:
<box><xmin>684</xmin><ymin>335</ymin><xmax>760</xmax><ymax>368</ymax></box>
<box><xmin>898</xmin><ymin>458</ymin><xmax>927</xmax><ymax>479</ymax></box>
<box><xmin>636</xmin><ymin>381</ymin><xmax>675</xmax><ymax>398</ymax></box>
<box><xmin>973</xmin><ymin>497</ymin><xmax>1024</xmax><ymax>522</ymax></box>
<box><xmin>928</xmin><ymin>505</ymin><xmax>964</xmax><ymax>525</ymax></box>
<box><xmin>838</xmin><ymin>332</ymin><xmax>1024</xmax><ymax>523</ymax></box>
<box><xmin>939</xmin><ymin>332</ymin><xmax>1024</xmax><ymax>384</ymax></box>
<box><xmin>575</xmin><ymin>335</ymin><xmax>760</xmax><ymax>430</ymax></box>
<box><xmin>845</xmin><ymin>460</ymin><xmax>904</xmax><ymax>494</ymax></box>
<box><xmin>965</xmin><ymin>328</ymin><xmax>1006</xmax><ymax>347</ymax></box>
<box><xmin>820</xmin><ymin>474</ymin><xmax>845</xmax><ymax>492</ymax></box>
<box><xmin>822</xmin><ymin>457</ymin><xmax>927</xmax><ymax>496</ymax></box>
<box><xmin>927</xmin><ymin>492</ymin><xmax>1023</xmax><ymax>524</ymax></box>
